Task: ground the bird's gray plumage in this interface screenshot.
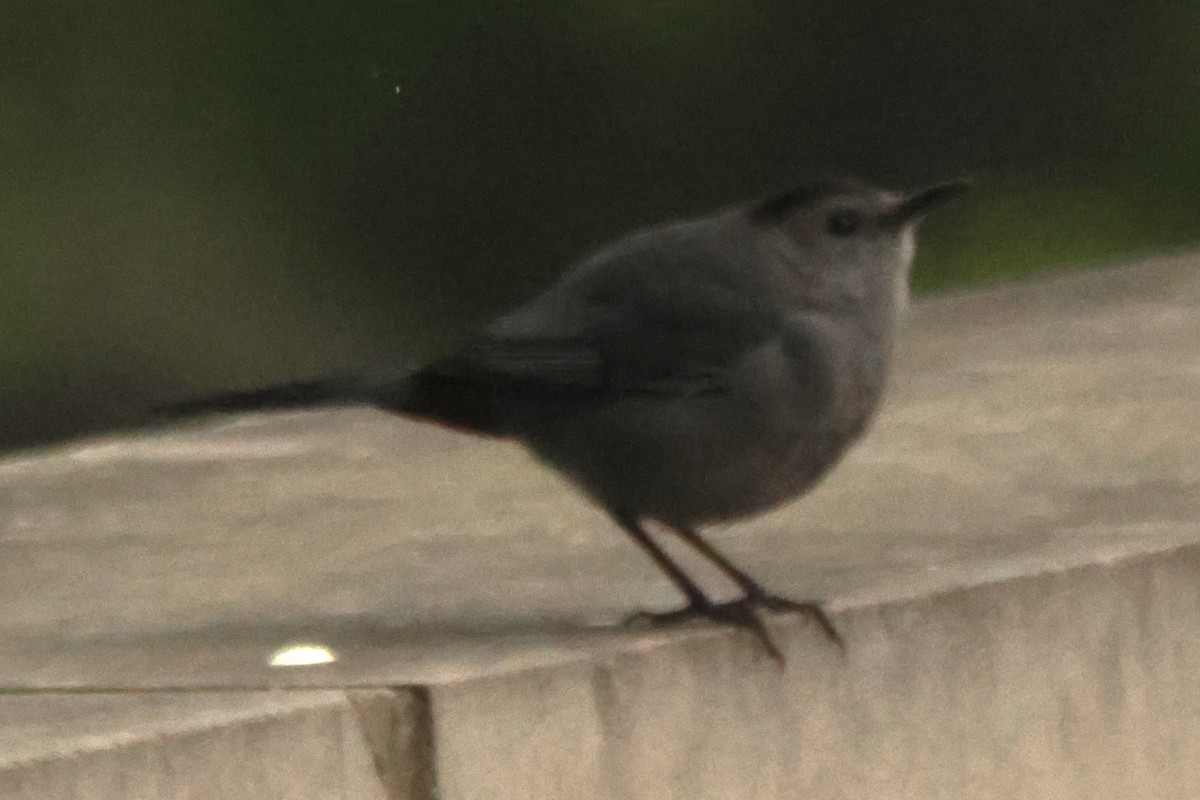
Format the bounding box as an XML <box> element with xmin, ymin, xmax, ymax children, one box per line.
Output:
<box><xmin>169</xmin><ymin>178</ymin><xmax>963</xmax><ymax>659</ymax></box>
<box><xmin>387</xmin><ymin>180</ymin><xmax>947</xmax><ymax>524</ymax></box>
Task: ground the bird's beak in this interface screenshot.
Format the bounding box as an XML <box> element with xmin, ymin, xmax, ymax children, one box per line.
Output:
<box><xmin>883</xmin><ymin>181</ymin><xmax>968</xmax><ymax>225</ymax></box>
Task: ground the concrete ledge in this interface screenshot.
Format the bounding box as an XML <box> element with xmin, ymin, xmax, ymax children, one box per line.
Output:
<box><xmin>0</xmin><ymin>689</ymin><xmax>430</xmax><ymax>800</ymax></box>
<box><xmin>3</xmin><ymin>545</ymin><xmax>1198</xmax><ymax>799</ymax></box>
<box><xmin>2</xmin><ymin>251</ymin><xmax>1199</xmax><ymax>797</ymax></box>
<box><xmin>432</xmin><ymin>544</ymin><xmax>1200</xmax><ymax>799</ymax></box>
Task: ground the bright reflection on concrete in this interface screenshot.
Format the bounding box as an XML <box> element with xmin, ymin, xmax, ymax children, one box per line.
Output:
<box><xmin>268</xmin><ymin>643</ymin><xmax>337</xmax><ymax>667</ymax></box>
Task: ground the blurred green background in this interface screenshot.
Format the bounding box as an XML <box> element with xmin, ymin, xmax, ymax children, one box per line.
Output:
<box><xmin>4</xmin><ymin>1</ymin><xmax>1200</xmax><ymax>451</ymax></box>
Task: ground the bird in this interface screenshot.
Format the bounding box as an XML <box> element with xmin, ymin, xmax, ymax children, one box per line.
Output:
<box><xmin>166</xmin><ymin>178</ymin><xmax>964</xmax><ymax>661</ymax></box>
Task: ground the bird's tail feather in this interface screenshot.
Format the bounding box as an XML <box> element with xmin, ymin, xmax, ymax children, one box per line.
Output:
<box><xmin>160</xmin><ymin>363</ymin><xmax>554</xmax><ymax>439</ymax></box>
<box><xmin>159</xmin><ymin>374</ymin><xmax>391</xmax><ymax>417</ymax></box>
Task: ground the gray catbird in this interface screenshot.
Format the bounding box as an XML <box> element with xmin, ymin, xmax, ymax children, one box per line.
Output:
<box><xmin>169</xmin><ymin>178</ymin><xmax>963</xmax><ymax>660</ymax></box>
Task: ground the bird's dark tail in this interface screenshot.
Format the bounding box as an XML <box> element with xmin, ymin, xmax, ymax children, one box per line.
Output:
<box><xmin>159</xmin><ymin>374</ymin><xmax>393</xmax><ymax>418</ymax></box>
<box><xmin>161</xmin><ymin>363</ymin><xmax>568</xmax><ymax>439</ymax></box>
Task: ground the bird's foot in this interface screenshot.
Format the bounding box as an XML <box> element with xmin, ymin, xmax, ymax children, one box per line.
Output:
<box><xmin>625</xmin><ymin>597</ymin><xmax>785</xmax><ymax>662</ymax></box>
<box><xmin>624</xmin><ymin>592</ymin><xmax>841</xmax><ymax>662</ymax></box>
<box><xmin>739</xmin><ymin>590</ymin><xmax>842</xmax><ymax>648</ymax></box>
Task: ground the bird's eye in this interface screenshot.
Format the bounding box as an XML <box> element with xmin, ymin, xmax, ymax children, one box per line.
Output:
<box><xmin>827</xmin><ymin>211</ymin><xmax>861</xmax><ymax>237</ymax></box>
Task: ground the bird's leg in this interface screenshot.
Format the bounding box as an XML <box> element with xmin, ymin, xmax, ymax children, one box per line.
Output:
<box><xmin>666</xmin><ymin>524</ymin><xmax>842</xmax><ymax>647</ymax></box>
<box><xmin>612</xmin><ymin>511</ymin><xmax>785</xmax><ymax>662</ymax></box>
<box><xmin>612</xmin><ymin>510</ymin><xmax>713</xmax><ymax>612</ymax></box>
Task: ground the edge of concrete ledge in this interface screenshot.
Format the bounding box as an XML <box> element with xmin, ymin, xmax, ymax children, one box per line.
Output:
<box><xmin>0</xmin><ymin>688</ymin><xmax>434</xmax><ymax>800</ymax></box>
<box><xmin>6</xmin><ymin>538</ymin><xmax>1200</xmax><ymax>799</ymax></box>
<box><xmin>426</xmin><ymin>538</ymin><xmax>1200</xmax><ymax>799</ymax></box>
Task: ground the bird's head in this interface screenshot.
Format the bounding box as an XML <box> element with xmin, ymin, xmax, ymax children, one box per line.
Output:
<box><xmin>750</xmin><ymin>178</ymin><xmax>965</xmax><ymax>317</ymax></box>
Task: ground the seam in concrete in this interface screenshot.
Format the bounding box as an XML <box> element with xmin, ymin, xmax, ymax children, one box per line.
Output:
<box><xmin>347</xmin><ymin>686</ymin><xmax>438</xmax><ymax>800</ymax></box>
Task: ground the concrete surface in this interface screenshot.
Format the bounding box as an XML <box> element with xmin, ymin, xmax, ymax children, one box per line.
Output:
<box><xmin>0</xmin><ymin>689</ymin><xmax>430</xmax><ymax>800</ymax></box>
<box><xmin>1</xmin><ymin>250</ymin><xmax>1199</xmax><ymax>797</ymax></box>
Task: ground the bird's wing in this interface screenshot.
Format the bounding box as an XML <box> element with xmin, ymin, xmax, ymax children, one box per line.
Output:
<box><xmin>371</xmin><ymin>227</ymin><xmax>787</xmax><ymax>434</ymax></box>
<box><xmin>420</xmin><ymin>266</ymin><xmax>779</xmax><ymax>398</ymax></box>
<box><xmin>417</xmin><ymin>336</ymin><xmax>611</xmax><ymax>390</ymax></box>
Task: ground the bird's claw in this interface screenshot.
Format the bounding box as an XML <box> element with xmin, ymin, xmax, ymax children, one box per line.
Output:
<box><xmin>741</xmin><ymin>591</ymin><xmax>843</xmax><ymax>648</ymax></box>
<box><xmin>625</xmin><ymin>593</ymin><xmax>841</xmax><ymax>663</ymax></box>
<box><xmin>625</xmin><ymin>598</ymin><xmax>782</xmax><ymax>662</ymax></box>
